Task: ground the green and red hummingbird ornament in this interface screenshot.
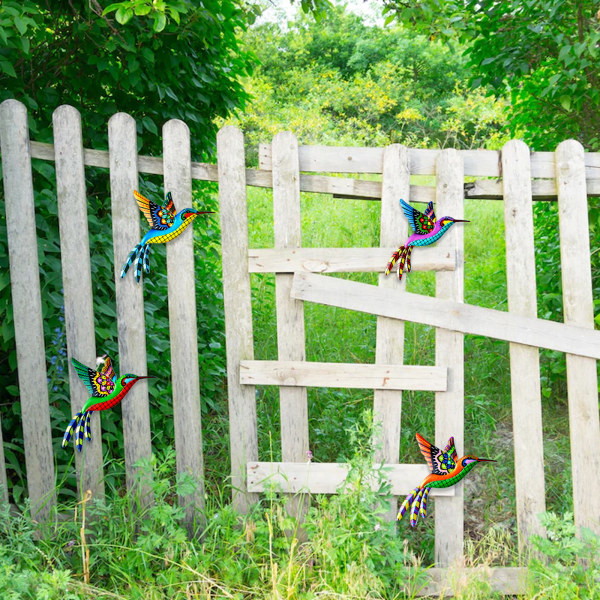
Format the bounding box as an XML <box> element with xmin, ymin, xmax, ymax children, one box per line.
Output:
<box><xmin>62</xmin><ymin>354</ymin><xmax>154</xmax><ymax>452</ymax></box>
<box><xmin>121</xmin><ymin>190</ymin><xmax>214</xmax><ymax>282</ymax></box>
<box><xmin>398</xmin><ymin>433</ymin><xmax>495</xmax><ymax>527</ymax></box>
<box><xmin>385</xmin><ymin>199</ymin><xmax>469</xmax><ymax>282</ymax></box>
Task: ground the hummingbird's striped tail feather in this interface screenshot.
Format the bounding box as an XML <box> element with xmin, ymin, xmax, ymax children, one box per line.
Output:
<box><xmin>385</xmin><ymin>246</ymin><xmax>404</xmax><ymax>276</ymax></box>
<box><xmin>121</xmin><ymin>243</ymin><xmax>144</xmax><ymax>280</ymax></box>
<box><xmin>410</xmin><ymin>487</ymin><xmax>426</xmax><ymax>527</ymax></box>
<box><xmin>84</xmin><ymin>410</ymin><xmax>92</xmax><ymax>441</ymax></box>
<box><xmin>419</xmin><ymin>487</ymin><xmax>431</xmax><ymax>521</ymax></box>
<box><xmin>142</xmin><ymin>244</ymin><xmax>151</xmax><ymax>274</ymax></box>
<box><xmin>62</xmin><ymin>412</ymin><xmax>83</xmax><ymax>449</ymax></box>
<box><xmin>75</xmin><ymin>410</ymin><xmax>91</xmax><ymax>452</ymax></box>
<box><xmin>397</xmin><ymin>246</ymin><xmax>412</xmax><ymax>282</ymax></box>
<box><xmin>398</xmin><ymin>485</ymin><xmax>421</xmax><ymax>521</ymax></box>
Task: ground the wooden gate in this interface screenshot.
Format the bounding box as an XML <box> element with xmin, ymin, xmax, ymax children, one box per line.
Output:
<box><xmin>217</xmin><ymin>128</ymin><xmax>600</xmax><ymax>595</ymax></box>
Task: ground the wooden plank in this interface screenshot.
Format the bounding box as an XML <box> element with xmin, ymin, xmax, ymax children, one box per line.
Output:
<box><xmin>373</xmin><ymin>145</ymin><xmax>410</xmax><ymax>521</ymax></box>
<box><xmin>417</xmin><ymin>566</ymin><xmax>527</xmax><ymax>597</ymax></box>
<box><xmin>248</xmin><ymin>246</ymin><xmax>455</xmax><ymax>274</ymax></box>
<box><xmin>434</xmin><ymin>149</ymin><xmax>465</xmax><ymax>565</ymax></box>
<box><xmin>53</xmin><ymin>105</ymin><xmax>105</xmax><ymax>500</ymax></box>
<box><xmin>272</xmin><ymin>133</ymin><xmax>309</xmax><ymax>521</ymax></box>
<box><xmin>0</xmin><ymin>413</ymin><xmax>8</xmax><ymax>504</ymax></box>
<box><xmin>0</xmin><ymin>99</ymin><xmax>56</xmax><ymax>521</ymax></box>
<box><xmin>163</xmin><ymin>119</ymin><xmax>205</xmax><ymax>532</ymax></box>
<box><xmin>217</xmin><ymin>126</ymin><xmax>259</xmax><ymax>512</ymax></box>
<box><xmin>108</xmin><ymin>112</ymin><xmax>153</xmax><ymax>508</ymax></box>
<box><xmin>502</xmin><ymin>140</ymin><xmax>546</xmax><ymax>551</ymax></box>
<box><xmin>556</xmin><ymin>140</ymin><xmax>600</xmax><ymax>536</ymax></box>
<box><xmin>240</xmin><ymin>361</ymin><xmax>447</xmax><ymax>391</ymax></box>
<box><xmin>247</xmin><ymin>462</ymin><xmax>455</xmax><ymax>496</ymax></box>
<box><xmin>259</xmin><ymin>142</ymin><xmax>600</xmax><ymax>178</ymax></box>
<box><xmin>290</xmin><ymin>272</ymin><xmax>600</xmax><ymax>359</ymax></box>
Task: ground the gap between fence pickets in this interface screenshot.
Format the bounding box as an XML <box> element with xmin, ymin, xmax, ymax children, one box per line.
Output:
<box><xmin>240</xmin><ymin>360</ymin><xmax>447</xmax><ymax>391</ymax></box>
<box><xmin>27</xmin><ymin>140</ymin><xmax>600</xmax><ymax>200</ymax></box>
<box><xmin>290</xmin><ymin>272</ymin><xmax>600</xmax><ymax>359</ymax></box>
<box><xmin>246</xmin><ymin>462</ymin><xmax>454</xmax><ymax>496</ymax></box>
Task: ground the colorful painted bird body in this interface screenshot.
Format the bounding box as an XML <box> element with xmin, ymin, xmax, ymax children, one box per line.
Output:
<box><xmin>120</xmin><ymin>190</ymin><xmax>213</xmax><ymax>282</ymax></box>
<box><xmin>398</xmin><ymin>433</ymin><xmax>495</xmax><ymax>527</ymax></box>
<box><xmin>62</xmin><ymin>355</ymin><xmax>152</xmax><ymax>452</ymax></box>
<box><xmin>385</xmin><ymin>199</ymin><xmax>469</xmax><ymax>281</ymax></box>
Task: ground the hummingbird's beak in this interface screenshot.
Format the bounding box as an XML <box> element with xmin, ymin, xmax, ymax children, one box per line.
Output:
<box><xmin>136</xmin><ymin>376</ymin><xmax>156</xmax><ymax>381</ymax></box>
<box><xmin>477</xmin><ymin>458</ymin><xmax>496</xmax><ymax>462</ymax></box>
<box><xmin>453</xmin><ymin>219</ymin><xmax>470</xmax><ymax>223</ymax></box>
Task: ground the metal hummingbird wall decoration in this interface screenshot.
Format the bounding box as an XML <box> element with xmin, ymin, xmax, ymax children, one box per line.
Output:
<box><xmin>385</xmin><ymin>199</ymin><xmax>469</xmax><ymax>282</ymax></box>
<box><xmin>121</xmin><ymin>190</ymin><xmax>214</xmax><ymax>282</ymax></box>
<box><xmin>398</xmin><ymin>433</ymin><xmax>495</xmax><ymax>527</ymax></box>
<box><xmin>62</xmin><ymin>355</ymin><xmax>154</xmax><ymax>452</ymax></box>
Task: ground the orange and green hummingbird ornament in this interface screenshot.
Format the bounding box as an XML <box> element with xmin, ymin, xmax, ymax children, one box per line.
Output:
<box><xmin>62</xmin><ymin>355</ymin><xmax>154</xmax><ymax>452</ymax></box>
<box><xmin>121</xmin><ymin>190</ymin><xmax>214</xmax><ymax>282</ymax></box>
<box><xmin>385</xmin><ymin>199</ymin><xmax>469</xmax><ymax>282</ymax></box>
<box><xmin>398</xmin><ymin>433</ymin><xmax>495</xmax><ymax>527</ymax></box>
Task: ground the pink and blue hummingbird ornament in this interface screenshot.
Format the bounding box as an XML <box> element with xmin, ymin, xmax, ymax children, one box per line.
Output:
<box><xmin>385</xmin><ymin>199</ymin><xmax>469</xmax><ymax>282</ymax></box>
<box><xmin>121</xmin><ymin>190</ymin><xmax>214</xmax><ymax>282</ymax></box>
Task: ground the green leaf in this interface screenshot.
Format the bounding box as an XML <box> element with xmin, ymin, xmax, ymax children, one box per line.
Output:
<box><xmin>153</xmin><ymin>13</ymin><xmax>167</xmax><ymax>32</ymax></box>
<box><xmin>134</xmin><ymin>5</ymin><xmax>152</xmax><ymax>16</ymax></box>
<box><xmin>559</xmin><ymin>95</ymin><xmax>571</xmax><ymax>111</ymax></box>
<box><xmin>0</xmin><ymin>60</ymin><xmax>17</xmax><ymax>78</ymax></box>
<box><xmin>6</xmin><ymin>385</ymin><xmax>19</xmax><ymax>397</ymax></box>
<box><xmin>115</xmin><ymin>7</ymin><xmax>134</xmax><ymax>25</ymax></box>
<box><xmin>14</xmin><ymin>16</ymin><xmax>27</xmax><ymax>35</ymax></box>
<box><xmin>101</xmin><ymin>2</ymin><xmax>123</xmax><ymax>16</ymax></box>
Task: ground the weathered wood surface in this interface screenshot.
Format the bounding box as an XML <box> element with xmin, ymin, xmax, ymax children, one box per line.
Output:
<box><xmin>217</xmin><ymin>126</ymin><xmax>258</xmax><ymax>512</ymax></box>
<box><xmin>53</xmin><ymin>105</ymin><xmax>105</xmax><ymax>500</ymax></box>
<box><xmin>108</xmin><ymin>113</ymin><xmax>153</xmax><ymax>508</ymax></box>
<box><xmin>163</xmin><ymin>119</ymin><xmax>205</xmax><ymax>531</ymax></box>
<box><xmin>259</xmin><ymin>142</ymin><xmax>600</xmax><ymax>179</ymax></box>
<box><xmin>272</xmin><ymin>133</ymin><xmax>309</xmax><ymax>522</ymax></box>
<box><xmin>240</xmin><ymin>361</ymin><xmax>447</xmax><ymax>391</ymax></box>
<box><xmin>373</xmin><ymin>145</ymin><xmax>410</xmax><ymax>520</ymax></box>
<box><xmin>248</xmin><ymin>246</ymin><xmax>454</xmax><ymax>273</ymax></box>
<box><xmin>30</xmin><ymin>141</ymin><xmax>600</xmax><ymax>200</ymax></box>
<box><xmin>502</xmin><ymin>140</ymin><xmax>546</xmax><ymax>551</ymax></box>
<box><xmin>291</xmin><ymin>272</ymin><xmax>600</xmax><ymax>359</ymax></box>
<box><xmin>434</xmin><ymin>149</ymin><xmax>465</xmax><ymax>566</ymax></box>
<box><xmin>556</xmin><ymin>140</ymin><xmax>600</xmax><ymax>536</ymax></box>
<box><xmin>418</xmin><ymin>566</ymin><xmax>527</xmax><ymax>597</ymax></box>
<box><xmin>247</xmin><ymin>462</ymin><xmax>455</xmax><ymax>496</ymax></box>
<box><xmin>0</xmin><ymin>99</ymin><xmax>56</xmax><ymax>521</ymax></box>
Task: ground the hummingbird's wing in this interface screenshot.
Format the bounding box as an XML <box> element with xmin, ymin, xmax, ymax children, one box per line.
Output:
<box><xmin>164</xmin><ymin>192</ymin><xmax>176</xmax><ymax>216</ymax></box>
<box><xmin>443</xmin><ymin>436</ymin><xmax>458</xmax><ymax>462</ymax></box>
<box><xmin>399</xmin><ymin>199</ymin><xmax>435</xmax><ymax>235</ymax></box>
<box><xmin>133</xmin><ymin>190</ymin><xmax>174</xmax><ymax>231</ymax></box>
<box><xmin>71</xmin><ymin>358</ymin><xmax>115</xmax><ymax>397</ymax></box>
<box><xmin>96</xmin><ymin>354</ymin><xmax>116</xmax><ymax>383</ymax></box>
<box><xmin>416</xmin><ymin>433</ymin><xmax>456</xmax><ymax>475</ymax></box>
<box><xmin>424</xmin><ymin>201</ymin><xmax>436</xmax><ymax>221</ymax></box>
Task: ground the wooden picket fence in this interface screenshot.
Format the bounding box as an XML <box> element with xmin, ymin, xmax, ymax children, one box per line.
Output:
<box><xmin>1</xmin><ymin>97</ymin><xmax>600</xmax><ymax>596</ymax></box>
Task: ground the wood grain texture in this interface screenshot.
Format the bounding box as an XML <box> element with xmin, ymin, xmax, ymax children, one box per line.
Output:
<box><xmin>272</xmin><ymin>132</ymin><xmax>309</xmax><ymax>522</ymax></box>
<box><xmin>556</xmin><ymin>140</ymin><xmax>600</xmax><ymax>536</ymax></box>
<box><xmin>163</xmin><ymin>119</ymin><xmax>205</xmax><ymax>532</ymax></box>
<box><xmin>502</xmin><ymin>140</ymin><xmax>546</xmax><ymax>551</ymax></box>
<box><xmin>247</xmin><ymin>462</ymin><xmax>455</xmax><ymax>496</ymax></box>
<box><xmin>53</xmin><ymin>105</ymin><xmax>105</xmax><ymax>500</ymax></box>
<box><xmin>272</xmin><ymin>133</ymin><xmax>309</xmax><ymax>463</ymax></box>
<box><xmin>0</xmin><ymin>99</ymin><xmax>56</xmax><ymax>521</ymax></box>
<box><xmin>290</xmin><ymin>272</ymin><xmax>600</xmax><ymax>358</ymax></box>
<box><xmin>434</xmin><ymin>149</ymin><xmax>465</xmax><ymax>566</ymax></box>
<box><xmin>248</xmin><ymin>246</ymin><xmax>454</xmax><ymax>273</ymax></box>
<box><xmin>258</xmin><ymin>142</ymin><xmax>600</xmax><ymax>179</ymax></box>
<box><xmin>373</xmin><ymin>145</ymin><xmax>410</xmax><ymax>520</ymax></box>
<box><xmin>217</xmin><ymin>126</ymin><xmax>258</xmax><ymax>512</ymax></box>
<box><xmin>240</xmin><ymin>361</ymin><xmax>447</xmax><ymax>391</ymax></box>
<box><xmin>108</xmin><ymin>112</ymin><xmax>153</xmax><ymax>508</ymax></box>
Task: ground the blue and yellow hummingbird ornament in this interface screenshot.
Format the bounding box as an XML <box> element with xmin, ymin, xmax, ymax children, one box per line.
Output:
<box><xmin>121</xmin><ymin>190</ymin><xmax>213</xmax><ymax>282</ymax></box>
